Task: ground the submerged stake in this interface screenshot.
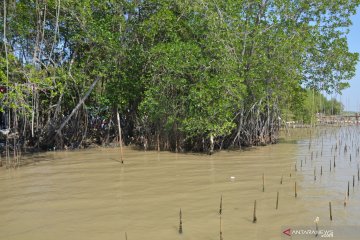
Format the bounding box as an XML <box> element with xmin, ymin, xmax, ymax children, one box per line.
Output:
<box><xmin>329</xmin><ymin>202</ymin><xmax>333</xmax><ymax>221</ymax></box>
<box><xmin>179</xmin><ymin>208</ymin><xmax>183</xmax><ymax>234</ymax></box>
<box><xmin>353</xmin><ymin>175</ymin><xmax>355</xmax><ymax>188</ymax></box>
<box><xmin>295</xmin><ymin>182</ymin><xmax>298</xmax><ymax>198</ymax></box>
<box><xmin>262</xmin><ymin>173</ymin><xmax>265</xmax><ymax>192</ymax></box>
<box><xmin>219</xmin><ymin>216</ymin><xmax>223</xmax><ymax>240</ymax></box>
<box><xmin>276</xmin><ymin>191</ymin><xmax>279</xmax><ymax>210</ymax></box>
<box><xmin>219</xmin><ymin>195</ymin><xmax>223</xmax><ymax>215</ymax></box>
<box><xmin>252</xmin><ymin>200</ymin><xmax>257</xmax><ymax>223</ymax></box>
<box><xmin>344</xmin><ymin>192</ymin><xmax>347</xmax><ymax>207</ymax></box>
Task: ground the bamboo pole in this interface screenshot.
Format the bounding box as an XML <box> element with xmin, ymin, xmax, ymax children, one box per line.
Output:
<box><xmin>344</xmin><ymin>191</ymin><xmax>347</xmax><ymax>207</ymax></box>
<box><xmin>353</xmin><ymin>175</ymin><xmax>355</xmax><ymax>188</ymax></box>
<box><xmin>329</xmin><ymin>202</ymin><xmax>333</xmax><ymax>221</ymax></box>
<box><xmin>219</xmin><ymin>195</ymin><xmax>223</xmax><ymax>215</ymax></box>
<box><xmin>116</xmin><ymin>109</ymin><xmax>124</xmax><ymax>164</ymax></box>
<box><xmin>276</xmin><ymin>191</ymin><xmax>279</xmax><ymax>210</ymax></box>
<box><xmin>219</xmin><ymin>215</ymin><xmax>223</xmax><ymax>240</ymax></box>
<box><xmin>179</xmin><ymin>208</ymin><xmax>183</xmax><ymax>234</ymax></box>
<box><xmin>252</xmin><ymin>200</ymin><xmax>257</xmax><ymax>223</ymax></box>
<box><xmin>320</xmin><ymin>166</ymin><xmax>322</xmax><ymax>176</ymax></box>
<box><xmin>295</xmin><ymin>182</ymin><xmax>297</xmax><ymax>198</ymax></box>
<box><xmin>262</xmin><ymin>173</ymin><xmax>265</xmax><ymax>192</ymax></box>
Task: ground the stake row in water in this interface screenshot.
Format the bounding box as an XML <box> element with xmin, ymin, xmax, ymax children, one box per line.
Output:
<box><xmin>174</xmin><ymin>127</ymin><xmax>360</xmax><ymax>237</ymax></box>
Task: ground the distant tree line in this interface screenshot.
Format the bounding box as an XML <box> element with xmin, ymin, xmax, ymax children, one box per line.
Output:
<box><xmin>0</xmin><ymin>0</ymin><xmax>359</xmax><ymax>153</ymax></box>
<box><xmin>286</xmin><ymin>89</ymin><xmax>344</xmax><ymax>124</ymax></box>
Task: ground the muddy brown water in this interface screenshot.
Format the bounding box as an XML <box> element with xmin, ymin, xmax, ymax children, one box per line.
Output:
<box><xmin>1</xmin><ymin>127</ymin><xmax>360</xmax><ymax>240</ymax></box>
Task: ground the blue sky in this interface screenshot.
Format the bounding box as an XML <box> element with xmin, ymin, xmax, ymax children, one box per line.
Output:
<box><xmin>341</xmin><ymin>7</ymin><xmax>360</xmax><ymax>112</ymax></box>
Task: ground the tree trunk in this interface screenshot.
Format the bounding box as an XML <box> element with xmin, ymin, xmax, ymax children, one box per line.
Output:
<box><xmin>56</xmin><ymin>77</ymin><xmax>100</xmax><ymax>135</ymax></box>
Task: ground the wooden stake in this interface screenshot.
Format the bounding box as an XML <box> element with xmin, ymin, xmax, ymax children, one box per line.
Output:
<box><xmin>252</xmin><ymin>200</ymin><xmax>257</xmax><ymax>223</ymax></box>
<box><xmin>280</xmin><ymin>175</ymin><xmax>283</xmax><ymax>184</ymax></box>
<box><xmin>353</xmin><ymin>175</ymin><xmax>355</xmax><ymax>188</ymax></box>
<box><xmin>116</xmin><ymin>109</ymin><xmax>124</xmax><ymax>164</ymax></box>
<box><xmin>179</xmin><ymin>208</ymin><xmax>183</xmax><ymax>234</ymax></box>
<box><xmin>329</xmin><ymin>202</ymin><xmax>333</xmax><ymax>221</ymax></box>
<box><xmin>295</xmin><ymin>182</ymin><xmax>297</xmax><ymax>198</ymax></box>
<box><xmin>344</xmin><ymin>192</ymin><xmax>347</xmax><ymax>207</ymax></box>
<box><xmin>320</xmin><ymin>166</ymin><xmax>322</xmax><ymax>176</ymax></box>
<box><xmin>276</xmin><ymin>191</ymin><xmax>279</xmax><ymax>210</ymax></box>
<box><xmin>347</xmin><ymin>181</ymin><xmax>350</xmax><ymax>198</ymax></box>
<box><xmin>125</xmin><ymin>232</ymin><xmax>128</xmax><ymax>240</ymax></box>
<box><xmin>219</xmin><ymin>216</ymin><xmax>223</xmax><ymax>240</ymax></box>
<box><xmin>262</xmin><ymin>173</ymin><xmax>265</xmax><ymax>192</ymax></box>
<box><xmin>219</xmin><ymin>195</ymin><xmax>223</xmax><ymax>215</ymax></box>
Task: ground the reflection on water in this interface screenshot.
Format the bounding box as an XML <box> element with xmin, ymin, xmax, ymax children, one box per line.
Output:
<box><xmin>1</xmin><ymin>127</ymin><xmax>360</xmax><ymax>240</ymax></box>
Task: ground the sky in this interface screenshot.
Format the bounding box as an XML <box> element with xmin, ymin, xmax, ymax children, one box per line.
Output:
<box><xmin>341</xmin><ymin>7</ymin><xmax>360</xmax><ymax>112</ymax></box>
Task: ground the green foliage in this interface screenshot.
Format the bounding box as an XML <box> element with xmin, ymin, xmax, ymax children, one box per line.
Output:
<box><xmin>288</xmin><ymin>89</ymin><xmax>344</xmax><ymax>123</ymax></box>
<box><xmin>0</xmin><ymin>0</ymin><xmax>359</xmax><ymax>150</ymax></box>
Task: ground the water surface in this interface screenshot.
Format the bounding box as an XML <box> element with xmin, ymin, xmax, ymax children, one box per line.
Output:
<box><xmin>1</xmin><ymin>127</ymin><xmax>360</xmax><ymax>239</ymax></box>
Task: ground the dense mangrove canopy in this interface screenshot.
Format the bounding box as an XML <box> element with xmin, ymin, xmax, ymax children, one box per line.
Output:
<box><xmin>0</xmin><ymin>0</ymin><xmax>359</xmax><ymax>152</ymax></box>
